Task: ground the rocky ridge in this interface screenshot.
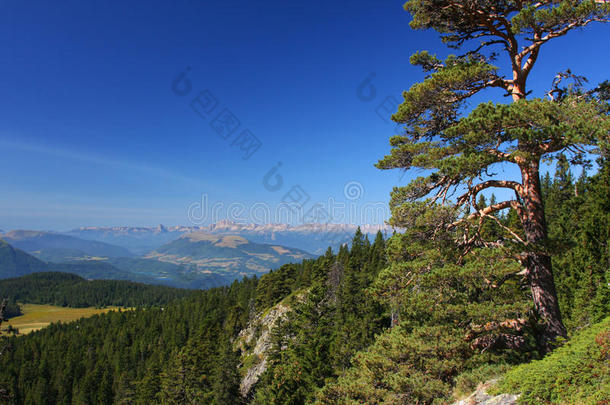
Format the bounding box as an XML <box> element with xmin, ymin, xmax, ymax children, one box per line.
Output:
<box><xmin>235</xmin><ymin>296</ymin><xmax>298</xmax><ymax>398</ymax></box>
<box><xmin>452</xmin><ymin>380</ymin><xmax>519</xmax><ymax>405</ymax></box>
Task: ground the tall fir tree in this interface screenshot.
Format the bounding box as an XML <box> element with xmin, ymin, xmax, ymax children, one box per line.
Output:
<box><xmin>378</xmin><ymin>0</ymin><xmax>610</xmax><ymax>352</ymax></box>
<box><xmin>211</xmin><ymin>338</ymin><xmax>242</xmax><ymax>405</ymax></box>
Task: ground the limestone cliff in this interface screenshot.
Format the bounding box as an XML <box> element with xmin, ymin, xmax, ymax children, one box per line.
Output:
<box><xmin>235</xmin><ymin>300</ymin><xmax>292</xmax><ymax>398</ymax></box>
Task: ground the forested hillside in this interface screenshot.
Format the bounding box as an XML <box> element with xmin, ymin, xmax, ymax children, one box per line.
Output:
<box><xmin>0</xmin><ymin>160</ymin><xmax>608</xmax><ymax>404</ymax></box>
<box><xmin>315</xmin><ymin>159</ymin><xmax>610</xmax><ymax>404</ymax></box>
<box><xmin>0</xmin><ymin>240</ymin><xmax>48</xmax><ymax>279</ymax></box>
<box><xmin>0</xmin><ymin>272</ymin><xmax>195</xmax><ymax>310</ymax></box>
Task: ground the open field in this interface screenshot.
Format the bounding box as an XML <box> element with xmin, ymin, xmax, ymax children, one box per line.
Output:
<box><xmin>2</xmin><ymin>304</ymin><xmax>121</xmax><ymax>335</ymax></box>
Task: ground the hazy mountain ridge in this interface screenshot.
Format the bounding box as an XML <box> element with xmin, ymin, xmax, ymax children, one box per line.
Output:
<box><xmin>66</xmin><ymin>221</ymin><xmax>392</xmax><ymax>254</ymax></box>
<box><xmin>0</xmin><ymin>239</ymin><xmax>133</xmax><ymax>281</ymax></box>
<box><xmin>1</xmin><ymin>230</ymin><xmax>134</xmax><ymax>261</ymax></box>
<box><xmin>0</xmin><ymin>228</ymin><xmax>317</xmax><ymax>288</ymax></box>
<box><xmin>1</xmin><ymin>222</ymin><xmax>390</xmax><ymax>288</ymax></box>
<box><xmin>63</xmin><ymin>224</ymin><xmax>185</xmax><ymax>255</ymax></box>
<box><xmin>0</xmin><ymin>238</ymin><xmax>228</xmax><ymax>289</ymax></box>
<box><xmin>0</xmin><ymin>239</ymin><xmax>48</xmax><ymax>279</ymax></box>
<box><xmin>146</xmin><ymin>232</ymin><xmax>313</xmax><ymax>277</ymax></box>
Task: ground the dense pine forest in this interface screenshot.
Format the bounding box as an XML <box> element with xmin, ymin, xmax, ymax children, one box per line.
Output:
<box><xmin>0</xmin><ymin>159</ymin><xmax>608</xmax><ymax>404</ymax></box>
<box><xmin>0</xmin><ymin>272</ymin><xmax>195</xmax><ymax>312</ymax></box>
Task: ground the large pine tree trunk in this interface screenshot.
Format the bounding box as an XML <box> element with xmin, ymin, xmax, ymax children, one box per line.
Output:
<box><xmin>520</xmin><ymin>160</ymin><xmax>567</xmax><ymax>354</ymax></box>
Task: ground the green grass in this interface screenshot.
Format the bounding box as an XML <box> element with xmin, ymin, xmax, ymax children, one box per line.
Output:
<box><xmin>494</xmin><ymin>317</ymin><xmax>610</xmax><ymax>404</ymax></box>
<box><xmin>1</xmin><ymin>303</ymin><xmax>121</xmax><ymax>335</ymax></box>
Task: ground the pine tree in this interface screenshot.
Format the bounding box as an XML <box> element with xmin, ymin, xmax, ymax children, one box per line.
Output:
<box><xmin>255</xmin><ymin>282</ymin><xmax>334</xmax><ymax>405</ymax></box>
<box><xmin>158</xmin><ymin>345</ymin><xmax>208</xmax><ymax>404</ymax></box>
<box><xmin>378</xmin><ymin>0</ymin><xmax>610</xmax><ymax>353</ymax></box>
<box><xmin>136</xmin><ymin>363</ymin><xmax>162</xmax><ymax>403</ymax></box>
<box><xmin>97</xmin><ymin>366</ymin><xmax>114</xmax><ymax>405</ymax></box>
<box><xmin>368</xmin><ymin>231</ymin><xmax>387</xmax><ymax>273</ymax></box>
<box><xmin>211</xmin><ymin>338</ymin><xmax>242</xmax><ymax>405</ymax></box>
<box><xmin>115</xmin><ymin>373</ymin><xmax>137</xmax><ymax>405</ymax></box>
<box><xmin>547</xmin><ymin>157</ymin><xmax>610</xmax><ymax>329</ymax></box>
<box><xmin>0</xmin><ymin>299</ymin><xmax>6</xmax><ymax>330</ymax></box>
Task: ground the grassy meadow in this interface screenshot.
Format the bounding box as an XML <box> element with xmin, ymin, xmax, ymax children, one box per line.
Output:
<box><xmin>1</xmin><ymin>304</ymin><xmax>121</xmax><ymax>335</ymax></box>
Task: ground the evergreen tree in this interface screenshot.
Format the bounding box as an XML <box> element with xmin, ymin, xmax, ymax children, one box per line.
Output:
<box><xmin>97</xmin><ymin>366</ymin><xmax>114</xmax><ymax>405</ymax></box>
<box><xmin>136</xmin><ymin>363</ymin><xmax>162</xmax><ymax>404</ymax></box>
<box><xmin>115</xmin><ymin>373</ymin><xmax>137</xmax><ymax>405</ymax></box>
<box><xmin>319</xmin><ymin>231</ymin><xmax>537</xmax><ymax>404</ymax></box>
<box><xmin>546</xmin><ymin>157</ymin><xmax>610</xmax><ymax>329</ymax></box>
<box><xmin>211</xmin><ymin>338</ymin><xmax>242</xmax><ymax>405</ymax></box>
<box><xmin>157</xmin><ymin>344</ymin><xmax>209</xmax><ymax>404</ymax></box>
<box><xmin>377</xmin><ymin>0</ymin><xmax>610</xmax><ymax>353</ymax></box>
<box><xmin>255</xmin><ymin>282</ymin><xmax>334</xmax><ymax>405</ymax></box>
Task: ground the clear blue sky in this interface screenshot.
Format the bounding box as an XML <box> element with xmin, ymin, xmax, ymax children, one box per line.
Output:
<box><xmin>0</xmin><ymin>0</ymin><xmax>608</xmax><ymax>230</ymax></box>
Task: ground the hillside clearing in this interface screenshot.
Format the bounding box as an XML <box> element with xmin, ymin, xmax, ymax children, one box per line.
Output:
<box><xmin>1</xmin><ymin>303</ymin><xmax>122</xmax><ymax>335</ymax></box>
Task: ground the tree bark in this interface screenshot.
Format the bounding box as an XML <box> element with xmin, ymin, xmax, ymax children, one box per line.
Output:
<box><xmin>520</xmin><ymin>160</ymin><xmax>567</xmax><ymax>354</ymax></box>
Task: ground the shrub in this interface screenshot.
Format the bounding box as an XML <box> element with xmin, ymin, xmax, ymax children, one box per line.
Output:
<box><xmin>452</xmin><ymin>363</ymin><xmax>512</xmax><ymax>400</ymax></box>
<box><xmin>495</xmin><ymin>317</ymin><xmax>610</xmax><ymax>404</ymax></box>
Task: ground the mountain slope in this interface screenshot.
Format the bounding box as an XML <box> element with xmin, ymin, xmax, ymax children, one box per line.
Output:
<box><xmin>0</xmin><ymin>239</ymin><xmax>200</xmax><ymax>287</ymax></box>
<box><xmin>2</xmin><ymin>230</ymin><xmax>134</xmax><ymax>261</ymax></box>
<box><xmin>64</xmin><ymin>224</ymin><xmax>186</xmax><ymax>254</ymax></box>
<box><xmin>495</xmin><ymin>316</ymin><xmax>610</xmax><ymax>404</ymax></box>
<box><xmin>46</xmin><ymin>261</ymin><xmax>153</xmax><ymax>283</ymax></box>
<box><xmin>204</xmin><ymin>222</ymin><xmax>391</xmax><ymax>254</ymax></box>
<box><xmin>0</xmin><ymin>239</ymin><xmax>145</xmax><ymax>281</ymax></box>
<box><xmin>0</xmin><ymin>239</ymin><xmax>48</xmax><ymax>278</ymax></box>
<box><xmin>146</xmin><ymin>233</ymin><xmax>312</xmax><ymax>277</ymax></box>
<box><xmin>66</xmin><ymin>222</ymin><xmax>391</xmax><ymax>254</ymax></box>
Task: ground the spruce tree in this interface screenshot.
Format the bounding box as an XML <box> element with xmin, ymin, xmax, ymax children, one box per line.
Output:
<box><xmin>378</xmin><ymin>0</ymin><xmax>610</xmax><ymax>353</ymax></box>
<box><xmin>211</xmin><ymin>338</ymin><xmax>242</xmax><ymax>405</ymax></box>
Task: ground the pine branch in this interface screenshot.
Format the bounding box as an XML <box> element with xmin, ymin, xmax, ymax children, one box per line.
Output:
<box><xmin>457</xmin><ymin>180</ymin><xmax>524</xmax><ymax>206</ymax></box>
<box><xmin>449</xmin><ymin>200</ymin><xmax>522</xmax><ymax>229</ymax></box>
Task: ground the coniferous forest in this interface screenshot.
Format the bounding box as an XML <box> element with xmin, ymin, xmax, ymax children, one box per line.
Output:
<box><xmin>1</xmin><ymin>1</ymin><xmax>609</xmax><ymax>404</ymax></box>
<box><xmin>0</xmin><ymin>161</ymin><xmax>608</xmax><ymax>404</ymax></box>
<box><xmin>0</xmin><ymin>272</ymin><xmax>195</xmax><ymax>310</ymax></box>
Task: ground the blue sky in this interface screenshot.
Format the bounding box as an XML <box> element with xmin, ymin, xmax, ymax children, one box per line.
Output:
<box><xmin>0</xmin><ymin>0</ymin><xmax>608</xmax><ymax>230</ymax></box>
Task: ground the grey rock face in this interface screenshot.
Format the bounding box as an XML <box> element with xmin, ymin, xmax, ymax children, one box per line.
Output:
<box><xmin>452</xmin><ymin>380</ymin><xmax>519</xmax><ymax>405</ymax></box>
<box><xmin>237</xmin><ymin>302</ymin><xmax>291</xmax><ymax>398</ymax></box>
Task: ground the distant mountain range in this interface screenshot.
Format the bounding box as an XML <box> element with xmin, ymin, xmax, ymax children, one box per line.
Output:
<box><xmin>0</xmin><ymin>222</ymin><xmax>390</xmax><ymax>288</ymax></box>
<box><xmin>65</xmin><ymin>221</ymin><xmax>392</xmax><ymax>254</ymax></box>
<box><xmin>0</xmin><ymin>239</ymin><xmax>134</xmax><ymax>281</ymax></box>
<box><xmin>2</xmin><ymin>230</ymin><xmax>134</xmax><ymax>261</ymax></box>
<box><xmin>63</xmin><ymin>224</ymin><xmax>186</xmax><ymax>255</ymax></box>
<box><xmin>0</xmin><ymin>239</ymin><xmax>227</xmax><ymax>289</ymax></box>
<box><xmin>146</xmin><ymin>233</ymin><xmax>312</xmax><ymax>277</ymax></box>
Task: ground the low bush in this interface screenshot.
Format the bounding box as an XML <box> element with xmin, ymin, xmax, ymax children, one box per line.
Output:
<box><xmin>495</xmin><ymin>317</ymin><xmax>610</xmax><ymax>404</ymax></box>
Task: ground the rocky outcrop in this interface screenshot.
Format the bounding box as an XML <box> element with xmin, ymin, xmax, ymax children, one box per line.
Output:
<box><xmin>236</xmin><ymin>301</ymin><xmax>292</xmax><ymax>398</ymax></box>
<box><xmin>452</xmin><ymin>380</ymin><xmax>519</xmax><ymax>405</ymax></box>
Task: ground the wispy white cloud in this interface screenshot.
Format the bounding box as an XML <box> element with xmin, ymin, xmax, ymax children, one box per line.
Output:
<box><xmin>0</xmin><ymin>137</ymin><xmax>202</xmax><ymax>185</ymax></box>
